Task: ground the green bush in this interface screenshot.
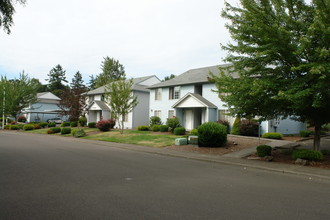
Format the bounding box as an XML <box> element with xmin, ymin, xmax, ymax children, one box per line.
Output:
<box><xmin>256</xmin><ymin>145</ymin><xmax>272</xmax><ymax>157</ymax></box>
<box><xmin>38</xmin><ymin>122</ymin><xmax>48</xmax><ymax>128</ymax></box>
<box><xmin>198</xmin><ymin>122</ymin><xmax>227</xmax><ymax>147</ymax></box>
<box><xmin>17</xmin><ymin>116</ymin><xmax>27</xmax><ymax>122</ymax></box>
<box><xmin>300</xmin><ymin>130</ymin><xmax>311</xmax><ymax>137</ymax></box>
<box><xmin>159</xmin><ymin>125</ymin><xmax>169</xmax><ymax>132</ymax></box>
<box><xmin>18</xmin><ymin>124</ymin><xmax>24</xmax><ymax>130</ymax></box>
<box><xmin>79</xmin><ymin>116</ymin><xmax>87</xmax><ymax>127</ymax></box>
<box><xmin>321</xmin><ymin>149</ymin><xmax>330</xmax><ymax>156</ymax></box>
<box><xmin>166</xmin><ymin>117</ymin><xmax>181</xmax><ymax>133</ymax></box>
<box><xmin>190</xmin><ymin>129</ymin><xmax>198</xmax><ymax>136</ymax></box>
<box><xmin>34</xmin><ymin>124</ymin><xmax>41</xmax><ymax>129</ymax></box>
<box><xmin>70</xmin><ymin>121</ymin><xmax>78</xmax><ymax>127</ymax></box>
<box><xmin>10</xmin><ymin>125</ymin><xmax>19</xmax><ymax>130</ymax></box>
<box><xmin>230</xmin><ymin>117</ymin><xmax>241</xmax><ymax>135</ymax></box>
<box><xmin>151</xmin><ymin>125</ymin><xmax>160</xmax><ymax>132</ymax></box>
<box><xmin>23</xmin><ymin>124</ymin><xmax>34</xmax><ymax>131</ymax></box>
<box><xmin>61</xmin><ymin>122</ymin><xmax>71</xmax><ymax>127</ymax></box>
<box><xmin>217</xmin><ymin>120</ymin><xmax>230</xmax><ymax>134</ymax></box>
<box><xmin>137</xmin><ymin>125</ymin><xmax>149</xmax><ymax>131</ymax></box>
<box><xmin>292</xmin><ymin>149</ymin><xmax>323</xmax><ymax>161</ymax></box>
<box><xmin>61</xmin><ymin>127</ymin><xmax>71</xmax><ymax>135</ymax></box>
<box><xmin>96</xmin><ymin>120</ymin><xmax>113</xmax><ymax>132</ymax></box>
<box><xmin>72</xmin><ymin>129</ymin><xmax>86</xmax><ymax>137</ymax></box>
<box><xmin>88</xmin><ymin>122</ymin><xmax>96</xmax><ymax>128</ymax></box>
<box><xmin>174</xmin><ymin>127</ymin><xmax>186</xmax><ymax>135</ymax></box>
<box><xmin>240</xmin><ymin>120</ymin><xmax>259</xmax><ymax>137</ymax></box>
<box><xmin>322</xmin><ymin>123</ymin><xmax>330</xmax><ymax>131</ymax></box>
<box><xmin>49</xmin><ymin>127</ymin><xmax>61</xmax><ymax>134</ymax></box>
<box><xmin>262</xmin><ymin>132</ymin><xmax>283</xmax><ymax>140</ymax></box>
<box><xmin>149</xmin><ymin>116</ymin><xmax>162</xmax><ymax>126</ymax></box>
<box><xmin>48</xmin><ymin>122</ymin><xmax>56</xmax><ymax>127</ymax></box>
<box><xmin>4</xmin><ymin>125</ymin><xmax>11</xmax><ymax>129</ymax></box>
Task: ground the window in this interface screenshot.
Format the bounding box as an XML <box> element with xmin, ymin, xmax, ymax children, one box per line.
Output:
<box><xmin>154</xmin><ymin>110</ymin><xmax>161</xmax><ymax>118</ymax></box>
<box><xmin>168</xmin><ymin>110</ymin><xmax>174</xmax><ymax>118</ymax></box>
<box><xmin>169</xmin><ymin>86</ymin><xmax>180</xmax><ymax>99</ymax></box>
<box><xmin>123</xmin><ymin>114</ymin><xmax>128</xmax><ymax>122</ymax></box>
<box><xmin>218</xmin><ymin>110</ymin><xmax>228</xmax><ymax>121</ymax></box>
<box><xmin>155</xmin><ymin>88</ymin><xmax>162</xmax><ymax>100</ymax></box>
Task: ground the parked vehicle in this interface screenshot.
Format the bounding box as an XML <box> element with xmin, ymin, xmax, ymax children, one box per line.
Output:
<box><xmin>47</xmin><ymin>118</ymin><xmax>63</xmax><ymax>124</ymax></box>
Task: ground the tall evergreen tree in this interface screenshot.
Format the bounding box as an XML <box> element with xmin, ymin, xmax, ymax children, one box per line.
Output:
<box><xmin>46</xmin><ymin>64</ymin><xmax>68</xmax><ymax>97</ymax></box>
<box><xmin>88</xmin><ymin>75</ymin><xmax>97</xmax><ymax>90</ymax></box>
<box><xmin>213</xmin><ymin>0</ymin><xmax>330</xmax><ymax>150</ymax></box>
<box><xmin>95</xmin><ymin>57</ymin><xmax>126</xmax><ymax>87</ymax></box>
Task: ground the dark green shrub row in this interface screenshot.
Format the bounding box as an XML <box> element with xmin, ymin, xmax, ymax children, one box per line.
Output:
<box><xmin>10</xmin><ymin>125</ymin><xmax>19</xmax><ymax>130</ymax></box>
<box><xmin>88</xmin><ymin>122</ymin><xmax>96</xmax><ymax>128</ymax></box>
<box><xmin>48</xmin><ymin>127</ymin><xmax>61</xmax><ymax>134</ymax></box>
<box><xmin>61</xmin><ymin>122</ymin><xmax>71</xmax><ymax>127</ymax></box>
<box><xmin>61</xmin><ymin>127</ymin><xmax>71</xmax><ymax>135</ymax></box>
<box><xmin>256</xmin><ymin>145</ymin><xmax>272</xmax><ymax>157</ymax></box>
<box><xmin>137</xmin><ymin>125</ymin><xmax>149</xmax><ymax>131</ymax></box>
<box><xmin>159</xmin><ymin>125</ymin><xmax>169</xmax><ymax>132</ymax></box>
<box><xmin>174</xmin><ymin>127</ymin><xmax>186</xmax><ymax>135</ymax></box>
<box><xmin>48</xmin><ymin>122</ymin><xmax>56</xmax><ymax>127</ymax></box>
<box><xmin>262</xmin><ymin>132</ymin><xmax>283</xmax><ymax>139</ymax></box>
<box><xmin>292</xmin><ymin>149</ymin><xmax>323</xmax><ymax>161</ymax></box>
<box><xmin>198</xmin><ymin>122</ymin><xmax>227</xmax><ymax>147</ymax></box>
<box><xmin>23</xmin><ymin>124</ymin><xmax>34</xmax><ymax>131</ymax></box>
<box><xmin>151</xmin><ymin>125</ymin><xmax>160</xmax><ymax>132</ymax></box>
<box><xmin>299</xmin><ymin>130</ymin><xmax>311</xmax><ymax>137</ymax></box>
<box><xmin>70</xmin><ymin>121</ymin><xmax>78</xmax><ymax>127</ymax></box>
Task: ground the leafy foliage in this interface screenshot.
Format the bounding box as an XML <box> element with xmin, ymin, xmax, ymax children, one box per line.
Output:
<box><xmin>72</xmin><ymin>129</ymin><xmax>86</xmax><ymax>138</ymax></box>
<box><xmin>46</xmin><ymin>64</ymin><xmax>68</xmax><ymax>97</ymax></box>
<box><xmin>151</xmin><ymin>125</ymin><xmax>160</xmax><ymax>132</ymax></box>
<box><xmin>230</xmin><ymin>117</ymin><xmax>240</xmax><ymax>135</ymax></box>
<box><xmin>0</xmin><ymin>0</ymin><xmax>26</xmax><ymax>34</ymax></box>
<box><xmin>217</xmin><ymin>120</ymin><xmax>230</xmax><ymax>134</ymax></box>
<box><xmin>137</xmin><ymin>125</ymin><xmax>149</xmax><ymax>131</ymax></box>
<box><xmin>190</xmin><ymin>129</ymin><xmax>198</xmax><ymax>136</ymax></box>
<box><xmin>292</xmin><ymin>149</ymin><xmax>323</xmax><ymax>161</ymax></box>
<box><xmin>48</xmin><ymin>122</ymin><xmax>56</xmax><ymax>127</ymax></box>
<box><xmin>61</xmin><ymin>127</ymin><xmax>71</xmax><ymax>135</ymax></box>
<box><xmin>96</xmin><ymin>120</ymin><xmax>114</xmax><ymax>132</ymax></box>
<box><xmin>61</xmin><ymin>122</ymin><xmax>70</xmax><ymax>127</ymax></box>
<box><xmin>300</xmin><ymin>130</ymin><xmax>311</xmax><ymax>137</ymax></box>
<box><xmin>88</xmin><ymin>122</ymin><xmax>96</xmax><ymax>128</ymax></box>
<box><xmin>239</xmin><ymin>120</ymin><xmax>259</xmax><ymax>137</ymax></box>
<box><xmin>159</xmin><ymin>125</ymin><xmax>169</xmax><ymax>132</ymax></box>
<box><xmin>95</xmin><ymin>57</ymin><xmax>126</xmax><ymax>87</ymax></box>
<box><xmin>197</xmin><ymin>122</ymin><xmax>227</xmax><ymax>147</ymax></box>
<box><xmin>79</xmin><ymin>116</ymin><xmax>87</xmax><ymax>127</ymax></box>
<box><xmin>70</xmin><ymin>121</ymin><xmax>78</xmax><ymax>127</ymax></box>
<box><xmin>174</xmin><ymin>127</ymin><xmax>186</xmax><ymax>135</ymax></box>
<box><xmin>166</xmin><ymin>117</ymin><xmax>181</xmax><ymax>133</ymax></box>
<box><xmin>17</xmin><ymin>116</ymin><xmax>26</xmax><ymax>122</ymax></box>
<box><xmin>48</xmin><ymin>127</ymin><xmax>61</xmax><ymax>134</ymax></box>
<box><xmin>38</xmin><ymin>122</ymin><xmax>48</xmax><ymax>128</ymax></box>
<box><xmin>256</xmin><ymin>145</ymin><xmax>272</xmax><ymax>157</ymax></box>
<box><xmin>262</xmin><ymin>132</ymin><xmax>283</xmax><ymax>140</ymax></box>
<box><xmin>149</xmin><ymin>116</ymin><xmax>162</xmax><ymax>126</ymax></box>
<box><xmin>23</xmin><ymin>124</ymin><xmax>34</xmax><ymax>131</ymax></box>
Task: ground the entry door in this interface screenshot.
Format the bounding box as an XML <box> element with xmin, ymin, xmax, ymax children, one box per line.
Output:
<box><xmin>185</xmin><ymin>110</ymin><xmax>193</xmax><ymax>130</ymax></box>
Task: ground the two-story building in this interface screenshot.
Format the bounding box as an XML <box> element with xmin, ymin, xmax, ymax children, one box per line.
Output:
<box><xmin>84</xmin><ymin>75</ymin><xmax>160</xmax><ymax>129</ymax></box>
<box><xmin>148</xmin><ymin>65</ymin><xmax>306</xmax><ymax>134</ymax></box>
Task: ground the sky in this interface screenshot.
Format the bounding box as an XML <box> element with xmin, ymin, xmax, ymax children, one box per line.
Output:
<box><xmin>0</xmin><ymin>0</ymin><xmax>239</xmax><ymax>84</ymax></box>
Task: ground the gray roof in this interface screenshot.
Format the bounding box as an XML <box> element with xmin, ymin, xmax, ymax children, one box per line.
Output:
<box><xmin>92</xmin><ymin>101</ymin><xmax>111</xmax><ymax>111</ymax></box>
<box><xmin>172</xmin><ymin>93</ymin><xmax>217</xmax><ymax>109</ymax></box>
<box><xmin>149</xmin><ymin>64</ymin><xmax>236</xmax><ymax>89</ymax></box>
<box><xmin>85</xmin><ymin>75</ymin><xmax>156</xmax><ymax>95</ymax></box>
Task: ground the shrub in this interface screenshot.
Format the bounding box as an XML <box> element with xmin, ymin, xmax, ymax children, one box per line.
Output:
<box><xmin>78</xmin><ymin>116</ymin><xmax>87</xmax><ymax>127</ymax></box>
<box><xmin>96</xmin><ymin>120</ymin><xmax>113</xmax><ymax>132</ymax></box>
<box><xmin>17</xmin><ymin>116</ymin><xmax>27</xmax><ymax>122</ymax></box>
<box><xmin>4</xmin><ymin>125</ymin><xmax>11</xmax><ymax>129</ymax></box>
<box><xmin>47</xmin><ymin>129</ymin><xmax>55</xmax><ymax>134</ymax></box>
<box><xmin>7</xmin><ymin>118</ymin><xmax>12</xmax><ymax>123</ymax></box>
<box><xmin>61</xmin><ymin>127</ymin><xmax>71</xmax><ymax>135</ymax></box>
<box><xmin>150</xmin><ymin>116</ymin><xmax>162</xmax><ymax>127</ymax></box>
<box><xmin>23</xmin><ymin>124</ymin><xmax>34</xmax><ymax>131</ymax></box>
<box><xmin>230</xmin><ymin>117</ymin><xmax>241</xmax><ymax>135</ymax></box>
<box><xmin>48</xmin><ymin>127</ymin><xmax>61</xmax><ymax>134</ymax></box>
<box><xmin>198</xmin><ymin>122</ymin><xmax>227</xmax><ymax>147</ymax></box>
<box><xmin>72</xmin><ymin>129</ymin><xmax>86</xmax><ymax>137</ymax></box>
<box><xmin>137</xmin><ymin>125</ymin><xmax>149</xmax><ymax>131</ymax></box>
<box><xmin>256</xmin><ymin>145</ymin><xmax>272</xmax><ymax>157</ymax></box>
<box><xmin>262</xmin><ymin>132</ymin><xmax>283</xmax><ymax>139</ymax></box>
<box><xmin>88</xmin><ymin>122</ymin><xmax>96</xmax><ymax>128</ymax></box>
<box><xmin>322</xmin><ymin>123</ymin><xmax>330</xmax><ymax>131</ymax></box>
<box><xmin>300</xmin><ymin>130</ymin><xmax>311</xmax><ymax>137</ymax></box>
<box><xmin>34</xmin><ymin>124</ymin><xmax>41</xmax><ymax>129</ymax></box>
<box><xmin>159</xmin><ymin>125</ymin><xmax>169</xmax><ymax>132</ymax></box>
<box><xmin>292</xmin><ymin>149</ymin><xmax>323</xmax><ymax>161</ymax></box>
<box><xmin>321</xmin><ymin>149</ymin><xmax>330</xmax><ymax>156</ymax></box>
<box><xmin>48</xmin><ymin>122</ymin><xmax>56</xmax><ymax>127</ymax></box>
<box><xmin>240</xmin><ymin>120</ymin><xmax>259</xmax><ymax>137</ymax></box>
<box><xmin>166</xmin><ymin>117</ymin><xmax>181</xmax><ymax>132</ymax></box>
<box><xmin>18</xmin><ymin>124</ymin><xmax>24</xmax><ymax>130</ymax></box>
<box><xmin>38</xmin><ymin>122</ymin><xmax>48</xmax><ymax>128</ymax></box>
<box><xmin>70</xmin><ymin>121</ymin><xmax>78</xmax><ymax>127</ymax></box>
<box><xmin>217</xmin><ymin>120</ymin><xmax>230</xmax><ymax>134</ymax></box>
<box><xmin>11</xmin><ymin>121</ymin><xmax>17</xmax><ymax>125</ymax></box>
<box><xmin>151</xmin><ymin>125</ymin><xmax>160</xmax><ymax>132</ymax></box>
<box><xmin>174</xmin><ymin>127</ymin><xmax>186</xmax><ymax>135</ymax></box>
<box><xmin>10</xmin><ymin>125</ymin><xmax>19</xmax><ymax>130</ymax></box>
<box><xmin>61</xmin><ymin>122</ymin><xmax>71</xmax><ymax>127</ymax></box>
<box><xmin>190</xmin><ymin>129</ymin><xmax>198</xmax><ymax>136</ymax></box>
<box><xmin>108</xmin><ymin>118</ymin><xmax>116</xmax><ymax>129</ymax></box>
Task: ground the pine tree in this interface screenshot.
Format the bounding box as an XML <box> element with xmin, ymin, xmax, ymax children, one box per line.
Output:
<box><xmin>46</xmin><ymin>64</ymin><xmax>68</xmax><ymax>96</ymax></box>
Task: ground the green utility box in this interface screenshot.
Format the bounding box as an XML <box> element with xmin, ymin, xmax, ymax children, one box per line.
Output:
<box><xmin>175</xmin><ymin>138</ymin><xmax>187</xmax><ymax>145</ymax></box>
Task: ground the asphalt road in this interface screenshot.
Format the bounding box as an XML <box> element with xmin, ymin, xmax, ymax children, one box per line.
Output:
<box><xmin>1</xmin><ymin>132</ymin><xmax>330</xmax><ymax>220</ymax></box>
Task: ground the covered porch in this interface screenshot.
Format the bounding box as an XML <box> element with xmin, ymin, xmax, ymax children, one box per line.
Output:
<box><xmin>172</xmin><ymin>93</ymin><xmax>218</xmax><ymax>130</ymax></box>
<box><xmin>87</xmin><ymin>100</ymin><xmax>111</xmax><ymax>123</ymax></box>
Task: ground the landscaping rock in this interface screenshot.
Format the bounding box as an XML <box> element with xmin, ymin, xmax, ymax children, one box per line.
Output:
<box><xmin>263</xmin><ymin>156</ymin><xmax>274</xmax><ymax>162</ymax></box>
<box><xmin>295</xmin><ymin>158</ymin><xmax>308</xmax><ymax>166</ymax></box>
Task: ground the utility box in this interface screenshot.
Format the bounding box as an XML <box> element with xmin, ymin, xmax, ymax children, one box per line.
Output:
<box><xmin>188</xmin><ymin>136</ymin><xmax>198</xmax><ymax>145</ymax></box>
<box><xmin>175</xmin><ymin>138</ymin><xmax>187</xmax><ymax>145</ymax></box>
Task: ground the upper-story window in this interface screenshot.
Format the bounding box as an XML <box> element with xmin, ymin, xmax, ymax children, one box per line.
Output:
<box><xmin>155</xmin><ymin>88</ymin><xmax>162</xmax><ymax>100</ymax></box>
<box><xmin>169</xmin><ymin>86</ymin><xmax>180</xmax><ymax>100</ymax></box>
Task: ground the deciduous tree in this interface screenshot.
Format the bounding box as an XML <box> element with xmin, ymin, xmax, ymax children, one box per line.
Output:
<box><xmin>0</xmin><ymin>0</ymin><xmax>26</xmax><ymax>34</ymax></box>
<box><xmin>95</xmin><ymin>57</ymin><xmax>126</xmax><ymax>87</ymax></box>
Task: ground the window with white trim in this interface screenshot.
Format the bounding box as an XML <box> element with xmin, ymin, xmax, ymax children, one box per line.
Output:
<box><xmin>154</xmin><ymin>110</ymin><xmax>161</xmax><ymax>118</ymax></box>
<box><xmin>155</xmin><ymin>88</ymin><xmax>162</xmax><ymax>100</ymax></box>
<box><xmin>169</xmin><ymin>86</ymin><xmax>180</xmax><ymax>100</ymax></box>
<box><xmin>168</xmin><ymin>110</ymin><xmax>174</xmax><ymax>118</ymax></box>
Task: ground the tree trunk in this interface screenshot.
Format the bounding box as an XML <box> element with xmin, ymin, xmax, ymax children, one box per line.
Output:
<box><xmin>313</xmin><ymin>123</ymin><xmax>321</xmax><ymax>151</ymax></box>
<box><xmin>121</xmin><ymin>120</ymin><xmax>124</xmax><ymax>134</ymax></box>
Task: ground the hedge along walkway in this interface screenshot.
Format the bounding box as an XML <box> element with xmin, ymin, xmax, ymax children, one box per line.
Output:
<box><xmin>82</xmin><ymin>130</ymin><xmax>186</xmax><ymax>148</ymax></box>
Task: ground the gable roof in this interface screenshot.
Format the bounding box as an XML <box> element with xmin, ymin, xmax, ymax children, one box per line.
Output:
<box><xmin>172</xmin><ymin>93</ymin><xmax>217</xmax><ymax>109</ymax></box>
<box><xmin>85</xmin><ymin>75</ymin><xmax>158</xmax><ymax>95</ymax></box>
<box><xmin>149</xmin><ymin>64</ymin><xmax>236</xmax><ymax>89</ymax></box>
<box><xmin>37</xmin><ymin>92</ymin><xmax>61</xmax><ymax>100</ymax></box>
<box><xmin>88</xmin><ymin>100</ymin><xmax>111</xmax><ymax>111</ymax></box>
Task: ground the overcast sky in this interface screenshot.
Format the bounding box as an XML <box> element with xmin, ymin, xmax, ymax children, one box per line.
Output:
<box><xmin>0</xmin><ymin>0</ymin><xmax>239</xmax><ymax>84</ymax></box>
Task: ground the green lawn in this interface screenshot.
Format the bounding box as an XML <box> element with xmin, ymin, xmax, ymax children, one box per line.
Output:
<box><xmin>83</xmin><ymin>130</ymin><xmax>184</xmax><ymax>147</ymax></box>
<box><xmin>23</xmin><ymin>127</ymin><xmax>183</xmax><ymax>147</ymax></box>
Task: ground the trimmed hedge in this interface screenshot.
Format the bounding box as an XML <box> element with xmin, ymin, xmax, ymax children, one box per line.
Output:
<box><xmin>79</xmin><ymin>116</ymin><xmax>87</xmax><ymax>127</ymax></box>
<box><xmin>23</xmin><ymin>124</ymin><xmax>34</xmax><ymax>131</ymax></box>
<box><xmin>70</xmin><ymin>121</ymin><xmax>78</xmax><ymax>127</ymax></box>
<box><xmin>198</xmin><ymin>122</ymin><xmax>227</xmax><ymax>147</ymax></box>
<box><xmin>61</xmin><ymin>127</ymin><xmax>71</xmax><ymax>135</ymax></box>
<box><xmin>38</xmin><ymin>122</ymin><xmax>48</xmax><ymax>128</ymax></box>
<box><xmin>149</xmin><ymin>116</ymin><xmax>162</xmax><ymax>126</ymax></box>
<box><xmin>137</xmin><ymin>125</ymin><xmax>149</xmax><ymax>131</ymax></box>
<box><xmin>292</xmin><ymin>149</ymin><xmax>323</xmax><ymax>161</ymax></box>
<box><xmin>10</xmin><ymin>125</ymin><xmax>19</xmax><ymax>130</ymax></box>
<box><xmin>48</xmin><ymin>122</ymin><xmax>56</xmax><ymax>127</ymax></box>
<box><xmin>151</xmin><ymin>125</ymin><xmax>160</xmax><ymax>132</ymax></box>
<box><xmin>262</xmin><ymin>132</ymin><xmax>283</xmax><ymax>140</ymax></box>
<box><xmin>88</xmin><ymin>122</ymin><xmax>96</xmax><ymax>128</ymax></box>
<box><xmin>174</xmin><ymin>127</ymin><xmax>186</xmax><ymax>135</ymax></box>
<box><xmin>61</xmin><ymin>122</ymin><xmax>71</xmax><ymax>127</ymax></box>
<box><xmin>159</xmin><ymin>125</ymin><xmax>169</xmax><ymax>132</ymax></box>
<box><xmin>48</xmin><ymin>127</ymin><xmax>61</xmax><ymax>134</ymax></box>
<box><xmin>256</xmin><ymin>145</ymin><xmax>272</xmax><ymax>157</ymax></box>
<box><xmin>299</xmin><ymin>130</ymin><xmax>311</xmax><ymax>137</ymax></box>
<box><xmin>96</xmin><ymin>120</ymin><xmax>113</xmax><ymax>132</ymax></box>
<box><xmin>230</xmin><ymin>117</ymin><xmax>241</xmax><ymax>135</ymax></box>
<box><xmin>190</xmin><ymin>129</ymin><xmax>198</xmax><ymax>136</ymax></box>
